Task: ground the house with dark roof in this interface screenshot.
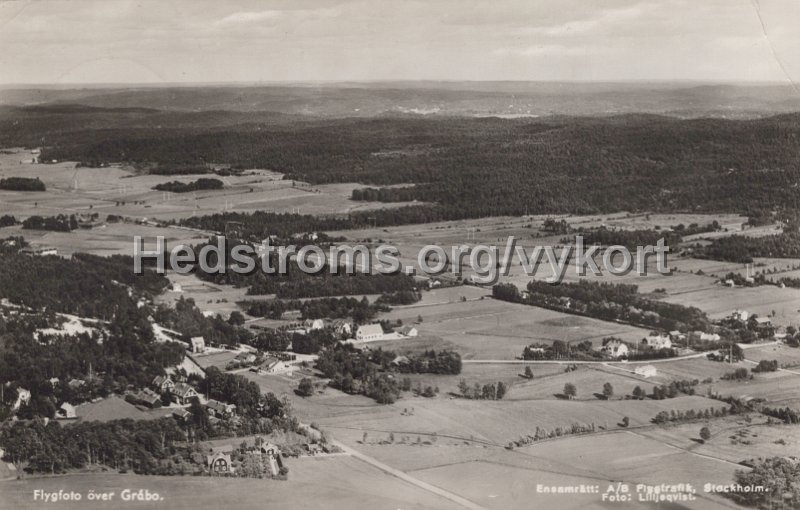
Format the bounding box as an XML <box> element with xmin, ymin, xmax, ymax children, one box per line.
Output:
<box><xmin>171</xmin><ymin>382</ymin><xmax>199</xmax><ymax>404</ymax></box>
<box><xmin>152</xmin><ymin>375</ymin><xmax>175</xmax><ymax>393</ymax></box>
<box><xmin>205</xmin><ymin>399</ymin><xmax>236</xmax><ymax>419</ymax></box>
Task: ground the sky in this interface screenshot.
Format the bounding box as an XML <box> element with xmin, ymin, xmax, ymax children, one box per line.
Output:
<box><xmin>0</xmin><ymin>0</ymin><xmax>798</xmax><ymax>84</ymax></box>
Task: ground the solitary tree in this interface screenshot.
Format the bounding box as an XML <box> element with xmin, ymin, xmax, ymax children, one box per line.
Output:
<box><xmin>602</xmin><ymin>382</ymin><xmax>614</xmax><ymax>399</ymax></box>
<box><xmin>699</xmin><ymin>426</ymin><xmax>711</xmax><ymax>442</ymax></box>
<box><xmin>564</xmin><ymin>383</ymin><xmax>577</xmax><ymax>400</ymax></box>
<box><xmin>297</xmin><ymin>378</ymin><xmax>314</xmax><ymax>397</ymax></box>
<box><xmin>621</xmin><ymin>416</ymin><xmax>630</xmax><ymax>428</ymax></box>
<box><xmin>524</xmin><ymin>366</ymin><xmax>534</xmax><ymax>379</ymax></box>
<box><xmin>632</xmin><ymin>386</ymin><xmax>645</xmax><ymax>400</ymax></box>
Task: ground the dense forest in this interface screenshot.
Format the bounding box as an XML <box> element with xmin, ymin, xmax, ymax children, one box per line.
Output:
<box><xmin>0</xmin><ymin>311</ymin><xmax>185</xmax><ymax>419</ymax></box>
<box><xmin>0</xmin><ymin>248</ymin><xmax>168</xmax><ymax>320</ymax></box>
<box><xmin>3</xmin><ymin>105</ymin><xmax>800</xmax><ymax>221</ymax></box>
<box><xmin>696</xmin><ymin>232</ymin><xmax>800</xmax><ymax>263</ymax></box>
<box><xmin>186</xmin><ymin>239</ymin><xmax>418</xmax><ymax>298</ymax></box>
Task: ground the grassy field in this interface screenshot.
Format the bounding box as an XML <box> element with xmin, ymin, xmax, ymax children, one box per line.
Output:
<box><xmin>743</xmin><ymin>343</ymin><xmax>800</xmax><ymax>367</ymax></box>
<box><xmin>0</xmin><ymin>455</ymin><xmax>464</xmax><ymax>510</ymax></box>
<box><xmin>314</xmin><ymin>394</ymin><xmax>727</xmax><ymax>447</ymax></box>
<box><xmin>378</xmin><ymin>296</ymin><xmax>652</xmax><ymax>360</ymax></box>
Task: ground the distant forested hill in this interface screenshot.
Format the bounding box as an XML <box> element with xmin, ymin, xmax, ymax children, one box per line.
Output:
<box><xmin>2</xmin><ymin>103</ymin><xmax>800</xmax><ymax>222</ymax></box>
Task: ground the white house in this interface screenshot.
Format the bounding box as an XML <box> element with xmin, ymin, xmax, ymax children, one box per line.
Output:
<box><xmin>641</xmin><ymin>334</ymin><xmax>672</xmax><ymax>350</ymax></box>
<box><xmin>355</xmin><ymin>324</ymin><xmax>385</xmax><ymax>342</ymax></box>
<box><xmin>190</xmin><ymin>336</ymin><xmax>206</xmax><ymax>354</ymax></box>
<box><xmin>699</xmin><ymin>332</ymin><xmax>721</xmax><ymax>342</ymax></box>
<box><xmin>206</xmin><ymin>452</ymin><xmax>233</xmax><ymax>474</ymax></box>
<box><xmin>303</xmin><ymin>319</ymin><xmax>325</xmax><ymax>332</ymax></box>
<box><xmin>601</xmin><ymin>340</ymin><xmax>629</xmax><ymax>358</ymax></box>
<box><xmin>731</xmin><ymin>310</ymin><xmax>750</xmax><ymax>322</ymax></box>
<box><xmin>259</xmin><ymin>357</ymin><xmax>289</xmax><ymax>374</ymax></box>
<box><xmin>12</xmin><ymin>388</ymin><xmax>31</xmax><ymax>411</ymax></box>
<box><xmin>398</xmin><ymin>325</ymin><xmax>418</xmax><ymax>337</ymax></box>
<box><xmin>56</xmin><ymin>402</ymin><xmax>77</xmax><ymax>419</ymax></box>
<box><xmin>634</xmin><ymin>365</ymin><xmax>657</xmax><ymax>378</ymax></box>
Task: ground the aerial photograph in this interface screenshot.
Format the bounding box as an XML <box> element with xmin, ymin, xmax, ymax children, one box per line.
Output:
<box><xmin>1</xmin><ymin>1</ymin><xmax>799</xmax><ymax>509</ymax></box>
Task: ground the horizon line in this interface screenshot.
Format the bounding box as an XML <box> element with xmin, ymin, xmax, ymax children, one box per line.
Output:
<box><xmin>0</xmin><ymin>79</ymin><xmax>795</xmax><ymax>89</ymax></box>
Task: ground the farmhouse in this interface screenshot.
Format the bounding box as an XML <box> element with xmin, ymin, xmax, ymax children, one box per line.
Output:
<box><xmin>731</xmin><ymin>310</ymin><xmax>750</xmax><ymax>322</ymax></box>
<box><xmin>355</xmin><ymin>324</ymin><xmax>385</xmax><ymax>342</ymax></box>
<box><xmin>206</xmin><ymin>452</ymin><xmax>233</xmax><ymax>474</ymax></box>
<box><xmin>259</xmin><ymin>357</ymin><xmax>289</xmax><ymax>374</ymax></box>
<box><xmin>398</xmin><ymin>325</ymin><xmax>419</xmax><ymax>337</ymax></box>
<box><xmin>171</xmin><ymin>408</ymin><xmax>192</xmax><ymax>422</ymax></box>
<box><xmin>205</xmin><ymin>399</ymin><xmax>236</xmax><ymax>419</ymax></box>
<box><xmin>641</xmin><ymin>334</ymin><xmax>671</xmax><ymax>350</ymax></box>
<box><xmin>330</xmin><ymin>319</ymin><xmax>352</xmax><ymax>336</ymax></box>
<box><xmin>303</xmin><ymin>319</ymin><xmax>325</xmax><ymax>332</ymax></box>
<box><xmin>130</xmin><ymin>389</ymin><xmax>162</xmax><ymax>408</ymax></box>
<box><xmin>190</xmin><ymin>336</ymin><xmax>206</xmax><ymax>353</ymax></box>
<box><xmin>634</xmin><ymin>365</ymin><xmax>658</xmax><ymax>378</ymax></box>
<box><xmin>172</xmin><ymin>382</ymin><xmax>199</xmax><ymax>404</ymax></box>
<box><xmin>693</xmin><ymin>331</ymin><xmax>721</xmax><ymax>342</ymax></box>
<box><xmin>152</xmin><ymin>375</ymin><xmax>175</xmax><ymax>393</ymax></box>
<box><xmin>601</xmin><ymin>339</ymin><xmax>629</xmax><ymax>358</ymax></box>
<box><xmin>234</xmin><ymin>352</ymin><xmax>257</xmax><ymax>364</ymax></box>
<box><xmin>669</xmin><ymin>330</ymin><xmax>686</xmax><ymax>342</ymax></box>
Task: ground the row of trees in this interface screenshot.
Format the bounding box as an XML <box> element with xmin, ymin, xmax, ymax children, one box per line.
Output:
<box><xmin>0</xmin><ymin>177</ymin><xmax>45</xmax><ymax>191</ymax></box>
<box><xmin>455</xmin><ymin>380</ymin><xmax>507</xmax><ymax>400</ymax></box>
<box><xmin>22</xmin><ymin>214</ymin><xmax>77</xmax><ymax>232</ymax></box>
<box><xmin>153</xmin><ymin>178</ymin><xmax>224</xmax><ymax>193</ymax></box>
<box><xmin>494</xmin><ymin>280</ymin><xmax>711</xmax><ymax>333</ymax></box>
<box><xmin>245</xmin><ymin>296</ymin><xmax>387</xmax><ymax>322</ymax></box>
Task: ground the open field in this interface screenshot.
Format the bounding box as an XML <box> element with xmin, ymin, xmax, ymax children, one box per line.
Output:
<box><xmin>378</xmin><ymin>296</ymin><xmax>653</xmax><ymax>360</ymax></box>
<box><xmin>661</xmin><ymin>285</ymin><xmax>800</xmax><ymax>327</ymax></box>
<box><xmin>632</xmin><ymin>414</ymin><xmax>798</xmax><ymax>465</ymax></box>
<box><xmin>154</xmin><ymin>272</ymin><xmax>262</xmax><ymax>319</ymax></box>
<box><xmin>391</xmin><ymin>363</ymin><xmax>566</xmax><ymax>397</ymax></box>
<box><xmin>742</xmin><ymin>343</ymin><xmax>800</xmax><ymax>367</ymax></box>
<box><xmin>409</xmin><ymin>431</ymin><xmax>739</xmax><ymax>510</ymax></box>
<box><xmin>0</xmin><ymin>455</ymin><xmax>465</xmax><ymax>510</ymax></box>
<box><xmin>504</xmin><ymin>364</ymin><xmax>659</xmax><ymax>401</ymax></box>
<box><xmin>0</xmin><ymin>222</ymin><xmax>208</xmax><ymax>258</ymax></box>
<box><xmin>315</xmin><ymin>394</ymin><xmax>727</xmax><ymax>447</ymax></box>
<box><xmin>0</xmin><ymin>148</ymin><xmax>416</xmax><ymax>223</ymax></box>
